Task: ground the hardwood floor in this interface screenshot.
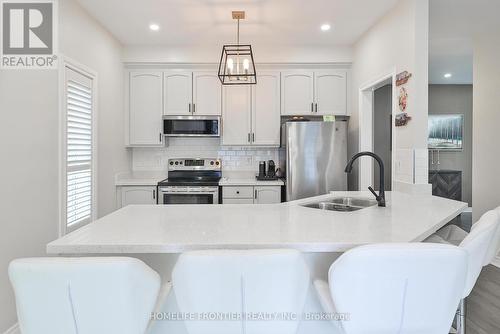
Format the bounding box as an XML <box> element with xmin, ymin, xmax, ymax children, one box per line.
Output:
<box><xmin>467</xmin><ymin>265</ymin><xmax>500</xmax><ymax>333</ymax></box>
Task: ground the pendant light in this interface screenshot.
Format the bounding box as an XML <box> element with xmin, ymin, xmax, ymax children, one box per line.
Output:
<box><xmin>218</xmin><ymin>11</ymin><xmax>257</xmax><ymax>85</ymax></box>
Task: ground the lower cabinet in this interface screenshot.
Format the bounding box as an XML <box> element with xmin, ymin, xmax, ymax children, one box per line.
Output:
<box><xmin>222</xmin><ymin>186</ymin><xmax>281</xmax><ymax>204</ymax></box>
<box><xmin>116</xmin><ymin>186</ymin><xmax>157</xmax><ymax>208</ymax></box>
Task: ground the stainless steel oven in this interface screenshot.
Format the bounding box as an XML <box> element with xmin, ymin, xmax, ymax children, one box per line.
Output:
<box><xmin>158</xmin><ymin>186</ymin><xmax>219</xmax><ymax>204</ymax></box>
<box><xmin>163</xmin><ymin>116</ymin><xmax>220</xmax><ymax>137</ymax></box>
<box><xmin>157</xmin><ymin>158</ymin><xmax>222</xmax><ymax>205</ymax></box>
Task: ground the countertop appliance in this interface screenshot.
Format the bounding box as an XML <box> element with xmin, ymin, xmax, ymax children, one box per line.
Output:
<box><xmin>158</xmin><ymin>158</ymin><xmax>221</xmax><ymax>204</ymax></box>
<box><xmin>163</xmin><ymin>116</ymin><xmax>220</xmax><ymax>137</ymax></box>
<box><xmin>280</xmin><ymin>121</ymin><xmax>347</xmax><ymax>201</ymax></box>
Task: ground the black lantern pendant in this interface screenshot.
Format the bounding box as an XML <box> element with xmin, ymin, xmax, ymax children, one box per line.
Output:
<box><xmin>218</xmin><ymin>11</ymin><xmax>257</xmax><ymax>85</ymax></box>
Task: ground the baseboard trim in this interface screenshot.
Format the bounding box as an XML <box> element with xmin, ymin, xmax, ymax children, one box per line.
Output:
<box><xmin>3</xmin><ymin>323</ymin><xmax>19</xmax><ymax>334</ymax></box>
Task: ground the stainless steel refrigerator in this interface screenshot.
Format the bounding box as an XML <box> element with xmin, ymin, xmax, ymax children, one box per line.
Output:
<box><xmin>280</xmin><ymin>121</ymin><xmax>347</xmax><ymax>201</ymax></box>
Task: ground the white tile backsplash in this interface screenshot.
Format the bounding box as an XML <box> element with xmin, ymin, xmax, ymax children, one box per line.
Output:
<box><xmin>132</xmin><ymin>137</ymin><xmax>280</xmax><ymax>172</ymax></box>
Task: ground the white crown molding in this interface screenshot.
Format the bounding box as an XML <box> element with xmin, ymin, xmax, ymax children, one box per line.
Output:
<box><xmin>123</xmin><ymin>62</ymin><xmax>352</xmax><ymax>70</ymax></box>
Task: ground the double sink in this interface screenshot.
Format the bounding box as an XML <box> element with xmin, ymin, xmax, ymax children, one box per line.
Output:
<box><xmin>301</xmin><ymin>197</ymin><xmax>378</xmax><ymax>212</ymax></box>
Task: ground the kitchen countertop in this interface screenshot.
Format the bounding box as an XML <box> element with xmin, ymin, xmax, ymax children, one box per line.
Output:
<box><xmin>219</xmin><ymin>177</ymin><xmax>285</xmax><ymax>186</ymax></box>
<box><xmin>47</xmin><ymin>191</ymin><xmax>466</xmax><ymax>254</ymax></box>
<box><xmin>115</xmin><ymin>172</ymin><xmax>165</xmax><ymax>186</ymax></box>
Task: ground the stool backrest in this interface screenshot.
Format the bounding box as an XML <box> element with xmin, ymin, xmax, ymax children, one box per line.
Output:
<box><xmin>172</xmin><ymin>249</ymin><xmax>310</xmax><ymax>334</ymax></box>
<box><xmin>328</xmin><ymin>243</ymin><xmax>467</xmax><ymax>334</ymax></box>
<box><xmin>483</xmin><ymin>207</ymin><xmax>500</xmax><ymax>265</ymax></box>
<box><xmin>460</xmin><ymin>210</ymin><xmax>498</xmax><ymax>296</ymax></box>
<box><xmin>9</xmin><ymin>257</ymin><xmax>160</xmax><ymax>334</ymax></box>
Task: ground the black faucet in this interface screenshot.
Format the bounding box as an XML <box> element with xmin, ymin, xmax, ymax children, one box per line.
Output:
<box><xmin>344</xmin><ymin>152</ymin><xmax>386</xmax><ymax>207</ymax></box>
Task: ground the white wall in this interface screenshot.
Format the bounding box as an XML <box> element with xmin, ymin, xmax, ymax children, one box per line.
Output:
<box><xmin>123</xmin><ymin>44</ymin><xmax>352</xmax><ymax>64</ymax></box>
<box><xmin>0</xmin><ymin>71</ymin><xmax>59</xmax><ymax>332</ymax></box>
<box><xmin>472</xmin><ymin>36</ymin><xmax>500</xmax><ymax>222</ymax></box>
<box><xmin>0</xmin><ymin>0</ymin><xmax>130</xmax><ymax>330</ymax></box>
<box><xmin>59</xmin><ymin>0</ymin><xmax>130</xmax><ymax>217</ymax></box>
<box><xmin>348</xmin><ymin>0</ymin><xmax>429</xmax><ymax>190</ymax></box>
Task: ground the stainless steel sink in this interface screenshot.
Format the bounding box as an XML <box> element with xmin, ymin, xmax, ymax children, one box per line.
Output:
<box><xmin>301</xmin><ymin>197</ymin><xmax>378</xmax><ymax>212</ymax></box>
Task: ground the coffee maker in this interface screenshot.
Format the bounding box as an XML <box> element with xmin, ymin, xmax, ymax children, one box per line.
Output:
<box><xmin>256</xmin><ymin>160</ymin><xmax>278</xmax><ymax>180</ymax></box>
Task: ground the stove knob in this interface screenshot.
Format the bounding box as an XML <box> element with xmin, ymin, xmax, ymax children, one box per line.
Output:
<box><xmin>210</xmin><ymin>161</ymin><xmax>214</xmax><ymax>165</ymax></box>
<box><xmin>169</xmin><ymin>161</ymin><xmax>174</xmax><ymax>165</ymax></box>
<box><xmin>215</xmin><ymin>161</ymin><xmax>220</xmax><ymax>165</ymax></box>
<box><xmin>175</xmin><ymin>161</ymin><xmax>179</xmax><ymax>165</ymax></box>
<box><xmin>180</xmin><ymin>161</ymin><xmax>183</xmax><ymax>165</ymax></box>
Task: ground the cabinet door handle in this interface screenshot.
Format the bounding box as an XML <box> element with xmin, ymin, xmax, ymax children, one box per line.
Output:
<box><xmin>159</xmin><ymin>133</ymin><xmax>162</xmax><ymax>143</ymax></box>
<box><xmin>315</xmin><ymin>103</ymin><xmax>318</xmax><ymax>113</ymax></box>
<box><xmin>248</xmin><ymin>133</ymin><xmax>251</xmax><ymax>143</ymax></box>
<box><xmin>189</xmin><ymin>103</ymin><xmax>191</xmax><ymax>113</ymax></box>
<box><xmin>311</xmin><ymin>102</ymin><xmax>314</xmax><ymax>113</ymax></box>
<box><xmin>255</xmin><ymin>189</ymin><xmax>257</xmax><ymax>199</ymax></box>
<box><xmin>192</xmin><ymin>103</ymin><xmax>196</xmax><ymax>113</ymax></box>
<box><xmin>153</xmin><ymin>189</ymin><xmax>156</xmax><ymax>199</ymax></box>
<box><xmin>252</xmin><ymin>133</ymin><xmax>255</xmax><ymax>142</ymax></box>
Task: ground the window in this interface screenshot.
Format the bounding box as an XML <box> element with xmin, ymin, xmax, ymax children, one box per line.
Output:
<box><xmin>62</xmin><ymin>63</ymin><xmax>96</xmax><ymax>233</ymax></box>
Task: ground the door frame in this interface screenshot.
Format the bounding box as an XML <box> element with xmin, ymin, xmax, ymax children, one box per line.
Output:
<box><xmin>358</xmin><ymin>68</ymin><xmax>397</xmax><ymax>190</ymax></box>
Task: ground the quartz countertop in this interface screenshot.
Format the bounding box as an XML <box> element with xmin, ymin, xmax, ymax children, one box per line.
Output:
<box><xmin>47</xmin><ymin>191</ymin><xmax>466</xmax><ymax>254</ymax></box>
<box><xmin>219</xmin><ymin>177</ymin><xmax>285</xmax><ymax>186</ymax></box>
<box><xmin>115</xmin><ymin>172</ymin><xmax>165</xmax><ymax>186</ymax></box>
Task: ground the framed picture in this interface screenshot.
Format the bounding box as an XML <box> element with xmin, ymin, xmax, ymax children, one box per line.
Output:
<box><xmin>428</xmin><ymin>114</ymin><xmax>464</xmax><ymax>150</ymax></box>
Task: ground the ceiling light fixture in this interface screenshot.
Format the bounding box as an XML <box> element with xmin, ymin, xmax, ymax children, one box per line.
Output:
<box><xmin>149</xmin><ymin>23</ymin><xmax>160</xmax><ymax>31</ymax></box>
<box><xmin>321</xmin><ymin>23</ymin><xmax>331</xmax><ymax>31</ymax></box>
<box><xmin>218</xmin><ymin>11</ymin><xmax>257</xmax><ymax>85</ymax></box>
<box><xmin>444</xmin><ymin>73</ymin><xmax>452</xmax><ymax>78</ymax></box>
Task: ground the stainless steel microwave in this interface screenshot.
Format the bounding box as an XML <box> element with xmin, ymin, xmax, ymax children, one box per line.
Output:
<box><xmin>163</xmin><ymin>116</ymin><xmax>220</xmax><ymax>137</ymax></box>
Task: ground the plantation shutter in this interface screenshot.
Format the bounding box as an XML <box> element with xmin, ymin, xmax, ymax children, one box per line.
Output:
<box><xmin>65</xmin><ymin>67</ymin><xmax>94</xmax><ymax>228</ymax></box>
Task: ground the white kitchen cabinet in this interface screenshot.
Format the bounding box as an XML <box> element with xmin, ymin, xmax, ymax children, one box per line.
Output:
<box><xmin>117</xmin><ymin>186</ymin><xmax>157</xmax><ymax>208</ymax></box>
<box><xmin>164</xmin><ymin>71</ymin><xmax>222</xmax><ymax>116</ymax></box>
<box><xmin>164</xmin><ymin>71</ymin><xmax>192</xmax><ymax>115</ymax></box>
<box><xmin>222</xmin><ymin>72</ymin><xmax>281</xmax><ymax>146</ymax></box>
<box><xmin>193</xmin><ymin>71</ymin><xmax>222</xmax><ymax>116</ymax></box>
<box><xmin>222</xmin><ymin>185</ymin><xmax>281</xmax><ymax>204</ymax></box>
<box><xmin>254</xmin><ymin>186</ymin><xmax>281</xmax><ymax>204</ymax></box>
<box><xmin>128</xmin><ymin>71</ymin><xmax>164</xmax><ymax>146</ymax></box>
<box><xmin>222</xmin><ymin>85</ymin><xmax>252</xmax><ymax>145</ymax></box>
<box><xmin>281</xmin><ymin>70</ymin><xmax>347</xmax><ymax>116</ymax></box>
<box><xmin>281</xmin><ymin>71</ymin><xmax>314</xmax><ymax>115</ymax></box>
<box><xmin>314</xmin><ymin>70</ymin><xmax>347</xmax><ymax>115</ymax></box>
<box><xmin>252</xmin><ymin>72</ymin><xmax>281</xmax><ymax>146</ymax></box>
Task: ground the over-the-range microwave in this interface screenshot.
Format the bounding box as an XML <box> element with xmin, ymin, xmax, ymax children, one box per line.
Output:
<box><xmin>163</xmin><ymin>116</ymin><xmax>220</xmax><ymax>137</ymax></box>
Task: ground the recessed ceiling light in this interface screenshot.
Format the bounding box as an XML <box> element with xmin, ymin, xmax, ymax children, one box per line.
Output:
<box><xmin>320</xmin><ymin>24</ymin><xmax>331</xmax><ymax>32</ymax></box>
<box><xmin>149</xmin><ymin>23</ymin><xmax>160</xmax><ymax>31</ymax></box>
<box><xmin>444</xmin><ymin>73</ymin><xmax>452</xmax><ymax>78</ymax></box>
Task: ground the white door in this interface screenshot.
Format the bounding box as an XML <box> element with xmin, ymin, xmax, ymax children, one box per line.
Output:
<box><xmin>254</xmin><ymin>186</ymin><xmax>281</xmax><ymax>204</ymax></box>
<box><xmin>120</xmin><ymin>186</ymin><xmax>157</xmax><ymax>207</ymax></box>
<box><xmin>314</xmin><ymin>70</ymin><xmax>347</xmax><ymax>115</ymax></box>
<box><xmin>164</xmin><ymin>71</ymin><xmax>192</xmax><ymax>115</ymax></box>
<box><xmin>129</xmin><ymin>71</ymin><xmax>163</xmax><ymax>146</ymax></box>
<box><xmin>281</xmin><ymin>71</ymin><xmax>314</xmax><ymax>115</ymax></box>
<box><xmin>252</xmin><ymin>72</ymin><xmax>281</xmax><ymax>146</ymax></box>
<box><xmin>222</xmin><ymin>86</ymin><xmax>252</xmax><ymax>146</ymax></box>
<box><xmin>193</xmin><ymin>72</ymin><xmax>222</xmax><ymax>115</ymax></box>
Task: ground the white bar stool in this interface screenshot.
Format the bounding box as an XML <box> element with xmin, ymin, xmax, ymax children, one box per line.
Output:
<box><xmin>425</xmin><ymin>208</ymin><xmax>500</xmax><ymax>334</ymax></box>
<box><xmin>9</xmin><ymin>257</ymin><xmax>162</xmax><ymax>334</ymax></box>
<box><xmin>314</xmin><ymin>243</ymin><xmax>468</xmax><ymax>334</ymax></box>
<box><xmin>171</xmin><ymin>249</ymin><xmax>310</xmax><ymax>334</ymax></box>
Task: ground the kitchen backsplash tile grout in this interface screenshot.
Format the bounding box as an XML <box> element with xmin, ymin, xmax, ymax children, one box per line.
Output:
<box><xmin>132</xmin><ymin>138</ymin><xmax>281</xmax><ymax>172</ymax></box>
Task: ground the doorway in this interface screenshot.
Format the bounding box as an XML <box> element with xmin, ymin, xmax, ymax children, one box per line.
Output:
<box><xmin>373</xmin><ymin>84</ymin><xmax>392</xmax><ymax>191</ymax></box>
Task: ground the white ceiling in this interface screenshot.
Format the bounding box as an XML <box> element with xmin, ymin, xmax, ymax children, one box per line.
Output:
<box><xmin>76</xmin><ymin>0</ymin><xmax>398</xmax><ymax>47</ymax></box>
<box><xmin>429</xmin><ymin>0</ymin><xmax>500</xmax><ymax>84</ymax></box>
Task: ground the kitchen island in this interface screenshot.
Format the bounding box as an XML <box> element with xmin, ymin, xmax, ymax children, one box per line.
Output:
<box><xmin>48</xmin><ymin>191</ymin><xmax>466</xmax><ymax>254</ymax></box>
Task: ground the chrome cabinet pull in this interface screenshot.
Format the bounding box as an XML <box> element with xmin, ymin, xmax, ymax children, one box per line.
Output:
<box><xmin>315</xmin><ymin>103</ymin><xmax>318</xmax><ymax>113</ymax></box>
<box><xmin>248</xmin><ymin>133</ymin><xmax>251</xmax><ymax>143</ymax></box>
<box><xmin>159</xmin><ymin>133</ymin><xmax>162</xmax><ymax>143</ymax></box>
<box><xmin>254</xmin><ymin>189</ymin><xmax>257</xmax><ymax>199</ymax></box>
<box><xmin>153</xmin><ymin>189</ymin><xmax>156</xmax><ymax>199</ymax></box>
<box><xmin>252</xmin><ymin>133</ymin><xmax>255</xmax><ymax>142</ymax></box>
<box><xmin>311</xmin><ymin>102</ymin><xmax>314</xmax><ymax>113</ymax></box>
<box><xmin>192</xmin><ymin>103</ymin><xmax>196</xmax><ymax>113</ymax></box>
<box><xmin>189</xmin><ymin>103</ymin><xmax>191</xmax><ymax>113</ymax></box>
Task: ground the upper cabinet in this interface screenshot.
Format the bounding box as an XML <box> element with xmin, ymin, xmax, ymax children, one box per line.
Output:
<box><xmin>164</xmin><ymin>71</ymin><xmax>222</xmax><ymax>116</ymax></box>
<box><xmin>222</xmin><ymin>85</ymin><xmax>252</xmax><ymax>146</ymax></box>
<box><xmin>252</xmin><ymin>71</ymin><xmax>281</xmax><ymax>146</ymax></box>
<box><xmin>281</xmin><ymin>71</ymin><xmax>314</xmax><ymax>115</ymax></box>
<box><xmin>281</xmin><ymin>70</ymin><xmax>347</xmax><ymax>116</ymax></box>
<box><xmin>193</xmin><ymin>72</ymin><xmax>222</xmax><ymax>116</ymax></box>
<box><xmin>164</xmin><ymin>71</ymin><xmax>192</xmax><ymax>115</ymax></box>
<box><xmin>127</xmin><ymin>71</ymin><xmax>164</xmax><ymax>146</ymax></box>
<box><xmin>222</xmin><ymin>72</ymin><xmax>281</xmax><ymax>147</ymax></box>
